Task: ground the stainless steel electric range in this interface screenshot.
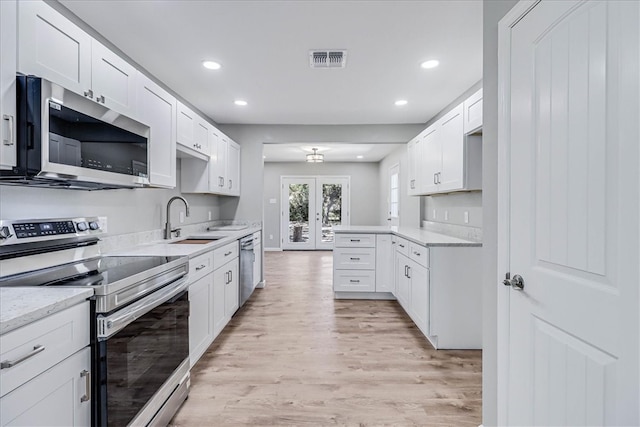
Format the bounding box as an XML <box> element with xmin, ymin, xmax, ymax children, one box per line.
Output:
<box><xmin>0</xmin><ymin>217</ymin><xmax>190</xmax><ymax>427</ymax></box>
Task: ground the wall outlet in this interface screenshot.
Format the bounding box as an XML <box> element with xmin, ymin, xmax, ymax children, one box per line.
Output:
<box><xmin>269</xmin><ymin>234</ymin><xmax>273</xmax><ymax>240</ymax></box>
<box><xmin>464</xmin><ymin>211</ymin><xmax>469</xmax><ymax>224</ymax></box>
<box><xmin>269</xmin><ymin>198</ymin><xmax>277</xmax><ymax>204</ymax></box>
<box><xmin>444</xmin><ymin>210</ymin><xmax>449</xmax><ymax>221</ymax></box>
<box><xmin>208</xmin><ymin>211</ymin><xmax>212</xmax><ymax>221</ymax></box>
<box><xmin>179</xmin><ymin>212</ymin><xmax>184</xmax><ymax>223</ymax></box>
<box><xmin>432</xmin><ymin>209</ymin><xmax>437</xmax><ymax>219</ymax></box>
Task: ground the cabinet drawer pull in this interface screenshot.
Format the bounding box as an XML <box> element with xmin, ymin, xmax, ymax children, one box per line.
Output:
<box><xmin>350</xmin><ymin>239</ymin><xmax>360</xmax><ymax>242</ymax></box>
<box><xmin>195</xmin><ymin>264</ymin><xmax>207</xmax><ymax>271</ymax></box>
<box><xmin>399</xmin><ymin>244</ymin><xmax>405</xmax><ymax>248</ymax></box>
<box><xmin>349</xmin><ymin>257</ymin><xmax>360</xmax><ymax>261</ymax></box>
<box><xmin>349</xmin><ymin>279</ymin><xmax>360</xmax><ymax>283</ymax></box>
<box><xmin>0</xmin><ymin>345</ymin><xmax>45</xmax><ymax>369</ymax></box>
<box><xmin>80</xmin><ymin>370</ymin><xmax>91</xmax><ymax>402</ymax></box>
<box><xmin>224</xmin><ymin>251</ymin><xmax>232</xmax><ymax>256</ymax></box>
<box><xmin>413</xmin><ymin>251</ymin><xmax>421</xmax><ymax>256</ymax></box>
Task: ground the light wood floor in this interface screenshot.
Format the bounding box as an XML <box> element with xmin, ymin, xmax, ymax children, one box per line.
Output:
<box><xmin>170</xmin><ymin>251</ymin><xmax>482</xmax><ymax>426</ymax></box>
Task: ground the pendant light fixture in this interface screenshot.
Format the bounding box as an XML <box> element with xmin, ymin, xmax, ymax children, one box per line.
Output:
<box><xmin>306</xmin><ymin>148</ymin><xmax>324</xmax><ymax>163</ymax></box>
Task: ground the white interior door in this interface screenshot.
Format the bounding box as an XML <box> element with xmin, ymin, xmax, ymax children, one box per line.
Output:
<box><xmin>281</xmin><ymin>177</ymin><xmax>317</xmax><ymax>250</ymax></box>
<box><xmin>500</xmin><ymin>1</ymin><xmax>639</xmax><ymax>425</ymax></box>
<box><xmin>388</xmin><ymin>164</ymin><xmax>400</xmax><ymax>226</ymax></box>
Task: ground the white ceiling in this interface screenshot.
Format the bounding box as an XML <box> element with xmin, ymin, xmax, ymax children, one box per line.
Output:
<box><xmin>263</xmin><ymin>143</ymin><xmax>402</xmax><ymax>163</ymax></box>
<box><xmin>59</xmin><ymin>1</ymin><xmax>483</xmax><ymax>126</ymax></box>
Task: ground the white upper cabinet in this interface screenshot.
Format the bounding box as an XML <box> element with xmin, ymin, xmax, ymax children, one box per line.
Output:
<box><xmin>90</xmin><ymin>40</ymin><xmax>137</xmax><ymax>117</ymax></box>
<box><xmin>176</xmin><ymin>101</ymin><xmax>210</xmax><ymax>160</ymax></box>
<box><xmin>438</xmin><ymin>104</ymin><xmax>465</xmax><ymax>192</ymax></box>
<box><xmin>136</xmin><ymin>73</ymin><xmax>177</xmax><ymax>188</ymax></box>
<box><xmin>463</xmin><ymin>88</ymin><xmax>482</xmax><ymax>134</ymax></box>
<box><xmin>0</xmin><ymin>0</ymin><xmax>17</xmax><ymax>170</ymax></box>
<box><xmin>18</xmin><ymin>2</ymin><xmax>137</xmax><ymax>117</ymax></box>
<box><xmin>227</xmin><ymin>140</ymin><xmax>240</xmax><ymax>196</ymax></box>
<box><xmin>181</xmin><ymin>127</ymin><xmax>241</xmax><ymax>197</ymax></box>
<box><xmin>18</xmin><ymin>1</ymin><xmax>91</xmax><ymax>95</ymax></box>
<box><xmin>408</xmin><ymin>92</ymin><xmax>482</xmax><ymax>196</ymax></box>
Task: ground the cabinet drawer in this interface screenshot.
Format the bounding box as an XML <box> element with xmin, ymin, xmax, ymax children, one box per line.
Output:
<box><xmin>334</xmin><ymin>234</ymin><xmax>376</xmax><ymax>248</ymax></box>
<box><xmin>334</xmin><ymin>248</ymin><xmax>376</xmax><ymax>270</ymax></box>
<box><xmin>0</xmin><ymin>302</ymin><xmax>89</xmax><ymax>398</ymax></box>
<box><xmin>409</xmin><ymin>242</ymin><xmax>429</xmax><ymax>268</ymax></box>
<box><xmin>394</xmin><ymin>237</ymin><xmax>410</xmax><ymax>257</ymax></box>
<box><xmin>333</xmin><ymin>270</ymin><xmax>376</xmax><ymax>292</ymax></box>
<box><xmin>189</xmin><ymin>251</ymin><xmax>214</xmax><ymax>283</ymax></box>
<box><xmin>213</xmin><ymin>241</ymin><xmax>239</xmax><ymax>270</ymax></box>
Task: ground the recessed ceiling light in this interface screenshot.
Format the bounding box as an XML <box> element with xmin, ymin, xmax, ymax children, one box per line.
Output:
<box><xmin>395</xmin><ymin>100</ymin><xmax>408</xmax><ymax>106</ymax></box>
<box><xmin>202</xmin><ymin>60</ymin><xmax>221</xmax><ymax>70</ymax></box>
<box><xmin>234</xmin><ymin>100</ymin><xmax>248</xmax><ymax>106</ymax></box>
<box><xmin>420</xmin><ymin>59</ymin><xmax>439</xmax><ymax>69</ymax></box>
<box><xmin>357</xmin><ymin>155</ymin><xmax>364</xmax><ymax>159</ymax></box>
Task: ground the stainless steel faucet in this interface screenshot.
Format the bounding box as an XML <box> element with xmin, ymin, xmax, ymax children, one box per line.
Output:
<box><xmin>165</xmin><ymin>196</ymin><xmax>190</xmax><ymax>239</ymax></box>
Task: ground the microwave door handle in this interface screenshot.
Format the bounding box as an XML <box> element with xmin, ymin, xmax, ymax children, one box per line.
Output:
<box><xmin>96</xmin><ymin>277</ymin><xmax>189</xmax><ymax>341</ymax></box>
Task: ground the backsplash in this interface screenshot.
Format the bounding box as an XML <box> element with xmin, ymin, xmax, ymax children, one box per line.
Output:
<box><xmin>421</xmin><ymin>220</ymin><xmax>482</xmax><ymax>243</ymax></box>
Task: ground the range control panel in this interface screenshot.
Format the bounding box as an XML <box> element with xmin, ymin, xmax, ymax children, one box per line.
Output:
<box><xmin>0</xmin><ymin>217</ymin><xmax>107</xmax><ymax>245</ymax></box>
<box><xmin>14</xmin><ymin>221</ymin><xmax>77</xmax><ymax>239</ymax></box>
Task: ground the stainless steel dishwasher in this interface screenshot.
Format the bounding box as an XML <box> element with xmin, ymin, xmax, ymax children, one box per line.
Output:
<box><xmin>239</xmin><ymin>235</ymin><xmax>255</xmax><ymax>307</ymax></box>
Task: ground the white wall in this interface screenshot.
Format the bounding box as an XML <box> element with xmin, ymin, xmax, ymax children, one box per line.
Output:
<box><xmin>263</xmin><ymin>162</ymin><xmax>381</xmax><ymax>249</ymax></box>
<box><xmin>378</xmin><ymin>145</ymin><xmax>420</xmax><ymax>227</ymax></box>
<box><xmin>482</xmin><ymin>1</ymin><xmax>519</xmax><ymax>426</ymax></box>
<box><xmin>218</xmin><ymin>124</ymin><xmax>425</xmax><ymax>225</ymax></box>
<box><xmin>0</xmin><ymin>160</ymin><xmax>221</xmax><ymax>236</ymax></box>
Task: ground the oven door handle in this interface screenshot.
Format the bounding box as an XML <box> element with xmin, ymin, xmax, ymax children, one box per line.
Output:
<box><xmin>96</xmin><ymin>277</ymin><xmax>189</xmax><ymax>341</ymax></box>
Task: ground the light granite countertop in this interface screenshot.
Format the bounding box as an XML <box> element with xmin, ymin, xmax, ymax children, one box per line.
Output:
<box><xmin>333</xmin><ymin>225</ymin><xmax>481</xmax><ymax>247</ymax></box>
<box><xmin>109</xmin><ymin>226</ymin><xmax>261</xmax><ymax>258</ymax></box>
<box><xmin>0</xmin><ymin>288</ymin><xmax>93</xmax><ymax>335</ymax></box>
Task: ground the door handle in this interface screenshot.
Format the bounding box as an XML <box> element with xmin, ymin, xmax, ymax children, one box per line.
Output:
<box><xmin>503</xmin><ymin>273</ymin><xmax>524</xmax><ymax>290</ymax></box>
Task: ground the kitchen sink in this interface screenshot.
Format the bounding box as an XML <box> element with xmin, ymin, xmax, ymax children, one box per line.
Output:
<box><xmin>170</xmin><ymin>238</ymin><xmax>221</xmax><ymax>244</ymax></box>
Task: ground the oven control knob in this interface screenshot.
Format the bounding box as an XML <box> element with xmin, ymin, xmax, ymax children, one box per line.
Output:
<box><xmin>0</xmin><ymin>226</ymin><xmax>13</xmax><ymax>240</ymax></box>
<box><xmin>76</xmin><ymin>222</ymin><xmax>88</xmax><ymax>232</ymax></box>
<box><xmin>89</xmin><ymin>221</ymin><xmax>100</xmax><ymax>230</ymax></box>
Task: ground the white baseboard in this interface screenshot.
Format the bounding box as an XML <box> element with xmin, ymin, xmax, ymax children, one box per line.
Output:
<box><xmin>264</xmin><ymin>247</ymin><xmax>282</xmax><ymax>252</ymax></box>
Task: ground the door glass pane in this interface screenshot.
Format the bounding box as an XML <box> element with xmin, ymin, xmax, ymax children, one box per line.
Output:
<box><xmin>288</xmin><ymin>184</ymin><xmax>309</xmax><ymax>243</ymax></box>
<box><xmin>322</xmin><ymin>183</ymin><xmax>342</xmax><ymax>243</ymax></box>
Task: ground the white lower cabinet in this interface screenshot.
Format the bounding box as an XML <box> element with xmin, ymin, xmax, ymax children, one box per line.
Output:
<box><xmin>188</xmin><ymin>273</ymin><xmax>214</xmax><ymax>366</ymax></box>
<box><xmin>0</xmin><ymin>302</ymin><xmax>91</xmax><ymax>427</ymax></box>
<box><xmin>0</xmin><ymin>347</ymin><xmax>91</xmax><ymax>427</ymax></box>
<box><xmin>395</xmin><ymin>252</ymin><xmax>411</xmax><ymax>311</ymax></box>
<box><xmin>375</xmin><ymin>235</ymin><xmax>394</xmax><ymax>293</ymax></box>
<box><xmin>214</xmin><ymin>257</ymin><xmax>239</xmax><ymax>337</ymax></box>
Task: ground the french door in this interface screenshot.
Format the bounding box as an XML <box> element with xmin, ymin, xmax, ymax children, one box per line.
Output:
<box><xmin>499</xmin><ymin>1</ymin><xmax>638</xmax><ymax>425</ymax></box>
<box><xmin>281</xmin><ymin>176</ymin><xmax>349</xmax><ymax>250</ymax></box>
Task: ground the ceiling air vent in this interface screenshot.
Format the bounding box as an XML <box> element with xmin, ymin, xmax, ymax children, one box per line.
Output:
<box><xmin>309</xmin><ymin>50</ymin><xmax>347</xmax><ymax>68</ymax></box>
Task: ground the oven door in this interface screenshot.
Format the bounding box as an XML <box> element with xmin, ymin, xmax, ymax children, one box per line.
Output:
<box><xmin>95</xmin><ymin>278</ymin><xmax>189</xmax><ymax>427</ymax></box>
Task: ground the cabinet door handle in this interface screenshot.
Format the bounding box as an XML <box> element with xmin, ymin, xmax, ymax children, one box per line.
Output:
<box><xmin>228</xmin><ymin>270</ymin><xmax>232</xmax><ymax>283</ymax></box>
<box><xmin>225</xmin><ymin>271</ymin><xmax>229</xmax><ymax>284</ymax></box>
<box><xmin>98</xmin><ymin>95</ymin><xmax>105</xmax><ymax>103</ymax></box>
<box><xmin>349</xmin><ymin>279</ymin><xmax>360</xmax><ymax>283</ymax></box>
<box><xmin>195</xmin><ymin>264</ymin><xmax>206</xmax><ymax>271</ymax></box>
<box><xmin>437</xmin><ymin>172</ymin><xmax>441</xmax><ymax>184</ymax></box>
<box><xmin>0</xmin><ymin>345</ymin><xmax>45</xmax><ymax>369</ymax></box>
<box><xmin>2</xmin><ymin>114</ymin><xmax>14</xmax><ymax>146</ymax></box>
<box><xmin>404</xmin><ymin>265</ymin><xmax>408</xmax><ymax>277</ymax></box>
<box><xmin>229</xmin><ymin>179</ymin><xmax>232</xmax><ymax>189</ymax></box>
<box><xmin>84</xmin><ymin>89</ymin><xmax>93</xmax><ymax>99</ymax></box>
<box><xmin>407</xmin><ymin>266</ymin><xmax>411</xmax><ymax>279</ymax></box>
<box><xmin>80</xmin><ymin>370</ymin><xmax>91</xmax><ymax>402</ymax></box>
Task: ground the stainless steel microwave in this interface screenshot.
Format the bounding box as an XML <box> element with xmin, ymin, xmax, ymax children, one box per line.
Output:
<box><xmin>0</xmin><ymin>75</ymin><xmax>150</xmax><ymax>190</ymax></box>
